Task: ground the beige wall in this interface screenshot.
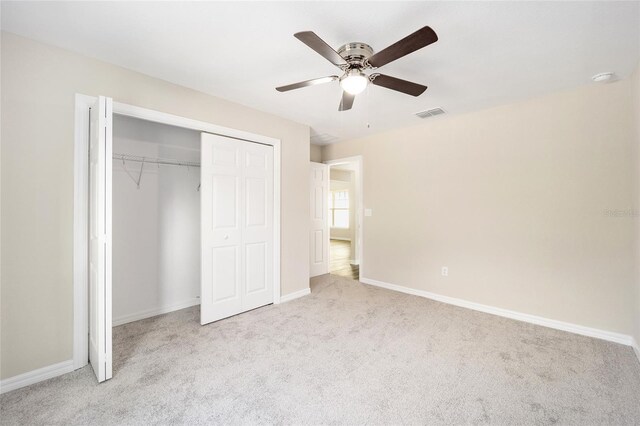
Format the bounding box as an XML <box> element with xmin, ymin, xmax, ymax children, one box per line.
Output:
<box><xmin>310</xmin><ymin>144</ymin><xmax>322</xmax><ymax>162</ymax></box>
<box><xmin>0</xmin><ymin>33</ymin><xmax>310</xmax><ymax>379</ymax></box>
<box><xmin>329</xmin><ymin>169</ymin><xmax>351</xmax><ymax>182</ymax></box>
<box><xmin>323</xmin><ymin>77</ymin><xmax>637</xmax><ymax>336</ymax></box>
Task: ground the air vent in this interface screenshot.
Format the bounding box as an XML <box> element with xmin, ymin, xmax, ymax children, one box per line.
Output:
<box><xmin>310</xmin><ymin>132</ymin><xmax>339</xmax><ymax>145</ymax></box>
<box><xmin>415</xmin><ymin>107</ymin><xmax>446</xmax><ymax>119</ymax></box>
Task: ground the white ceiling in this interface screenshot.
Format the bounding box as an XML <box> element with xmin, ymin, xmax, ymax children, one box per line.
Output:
<box><xmin>2</xmin><ymin>1</ymin><xmax>639</xmax><ymax>144</ymax></box>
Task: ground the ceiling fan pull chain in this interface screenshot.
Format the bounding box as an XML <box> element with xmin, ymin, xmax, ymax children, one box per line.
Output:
<box><xmin>136</xmin><ymin>159</ymin><xmax>145</xmax><ymax>189</ymax></box>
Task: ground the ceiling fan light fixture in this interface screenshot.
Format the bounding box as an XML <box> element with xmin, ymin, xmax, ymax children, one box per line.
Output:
<box><xmin>340</xmin><ymin>70</ymin><xmax>368</xmax><ymax>95</ymax></box>
<box><xmin>278</xmin><ymin>27</ymin><xmax>438</xmax><ymax>110</ymax></box>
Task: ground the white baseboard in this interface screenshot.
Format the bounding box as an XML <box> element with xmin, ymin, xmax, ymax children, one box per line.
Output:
<box><xmin>360</xmin><ymin>277</ymin><xmax>634</xmax><ymax>347</ymax></box>
<box><xmin>0</xmin><ymin>359</ymin><xmax>74</xmax><ymax>395</ymax></box>
<box><xmin>633</xmin><ymin>338</ymin><xmax>640</xmax><ymax>364</ymax></box>
<box><xmin>278</xmin><ymin>287</ymin><xmax>311</xmax><ymax>303</ymax></box>
<box><xmin>330</xmin><ymin>237</ymin><xmax>351</xmax><ymax>241</ymax></box>
<box><xmin>113</xmin><ymin>298</ymin><xmax>200</xmax><ymax>326</ymax></box>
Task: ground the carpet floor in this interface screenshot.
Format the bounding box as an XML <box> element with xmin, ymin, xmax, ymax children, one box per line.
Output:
<box><xmin>1</xmin><ymin>275</ymin><xmax>640</xmax><ymax>425</ymax></box>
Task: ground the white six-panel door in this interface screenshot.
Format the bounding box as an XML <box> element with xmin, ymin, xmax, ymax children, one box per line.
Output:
<box><xmin>309</xmin><ymin>162</ymin><xmax>329</xmax><ymax>277</ymax></box>
<box><xmin>200</xmin><ymin>133</ymin><xmax>274</xmax><ymax>325</ymax></box>
<box><xmin>89</xmin><ymin>96</ymin><xmax>113</xmax><ymax>382</ymax></box>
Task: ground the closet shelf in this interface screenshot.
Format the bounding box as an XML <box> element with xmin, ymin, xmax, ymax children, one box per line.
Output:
<box><xmin>113</xmin><ymin>153</ymin><xmax>200</xmax><ymax>168</ymax></box>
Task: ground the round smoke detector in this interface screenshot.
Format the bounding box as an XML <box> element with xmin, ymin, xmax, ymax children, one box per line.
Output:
<box><xmin>592</xmin><ymin>72</ymin><xmax>615</xmax><ymax>83</ymax></box>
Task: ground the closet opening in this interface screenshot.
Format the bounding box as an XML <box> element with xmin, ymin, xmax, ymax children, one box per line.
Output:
<box><xmin>74</xmin><ymin>96</ymin><xmax>282</xmax><ymax>383</ymax></box>
<box><xmin>111</xmin><ymin>114</ymin><xmax>201</xmax><ymax>370</ymax></box>
<box><xmin>113</xmin><ymin>115</ymin><xmax>201</xmax><ymax>325</ymax></box>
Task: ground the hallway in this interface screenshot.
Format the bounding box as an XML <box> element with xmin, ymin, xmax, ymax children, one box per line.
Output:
<box><xmin>329</xmin><ymin>239</ymin><xmax>359</xmax><ymax>280</ymax></box>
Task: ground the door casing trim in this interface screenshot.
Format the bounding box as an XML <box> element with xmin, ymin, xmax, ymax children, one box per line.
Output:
<box><xmin>324</xmin><ymin>156</ymin><xmax>364</xmax><ymax>277</ymax></box>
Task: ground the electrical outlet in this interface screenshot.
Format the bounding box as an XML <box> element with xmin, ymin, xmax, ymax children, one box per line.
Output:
<box><xmin>441</xmin><ymin>266</ymin><xmax>448</xmax><ymax>277</ymax></box>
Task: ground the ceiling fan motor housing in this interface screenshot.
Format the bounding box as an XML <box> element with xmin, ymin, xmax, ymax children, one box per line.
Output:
<box><xmin>337</xmin><ymin>42</ymin><xmax>375</xmax><ymax>69</ymax></box>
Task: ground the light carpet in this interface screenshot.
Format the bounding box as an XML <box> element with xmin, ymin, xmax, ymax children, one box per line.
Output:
<box><xmin>1</xmin><ymin>274</ymin><xmax>640</xmax><ymax>425</ymax></box>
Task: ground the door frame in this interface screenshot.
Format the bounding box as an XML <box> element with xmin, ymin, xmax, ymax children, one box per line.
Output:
<box><xmin>73</xmin><ymin>94</ymin><xmax>282</xmax><ymax>370</ymax></box>
<box><xmin>324</xmin><ymin>156</ymin><xmax>364</xmax><ymax>277</ymax></box>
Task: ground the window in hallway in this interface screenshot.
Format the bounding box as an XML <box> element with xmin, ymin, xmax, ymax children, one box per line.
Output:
<box><xmin>329</xmin><ymin>190</ymin><xmax>349</xmax><ymax>228</ymax></box>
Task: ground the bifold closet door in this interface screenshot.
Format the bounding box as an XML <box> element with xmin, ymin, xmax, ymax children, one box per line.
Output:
<box><xmin>200</xmin><ymin>133</ymin><xmax>274</xmax><ymax>325</ymax></box>
<box><xmin>89</xmin><ymin>96</ymin><xmax>113</xmax><ymax>382</ymax></box>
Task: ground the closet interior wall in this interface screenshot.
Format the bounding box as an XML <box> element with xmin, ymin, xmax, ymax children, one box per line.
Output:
<box><xmin>112</xmin><ymin>115</ymin><xmax>201</xmax><ymax>325</ymax></box>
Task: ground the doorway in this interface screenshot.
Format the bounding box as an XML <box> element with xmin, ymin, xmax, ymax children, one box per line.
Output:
<box><xmin>326</xmin><ymin>157</ymin><xmax>363</xmax><ymax>281</ymax></box>
<box><xmin>74</xmin><ymin>95</ymin><xmax>282</xmax><ymax>383</ymax></box>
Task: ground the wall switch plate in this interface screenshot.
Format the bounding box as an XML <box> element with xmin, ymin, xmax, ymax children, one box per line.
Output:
<box><xmin>364</xmin><ymin>208</ymin><xmax>373</xmax><ymax>217</ymax></box>
<box><xmin>441</xmin><ymin>266</ymin><xmax>448</xmax><ymax>277</ymax></box>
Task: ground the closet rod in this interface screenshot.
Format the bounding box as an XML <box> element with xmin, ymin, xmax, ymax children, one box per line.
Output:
<box><xmin>113</xmin><ymin>153</ymin><xmax>200</xmax><ymax>168</ymax></box>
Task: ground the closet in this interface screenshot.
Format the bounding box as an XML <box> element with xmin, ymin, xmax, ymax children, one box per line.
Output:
<box><xmin>84</xmin><ymin>97</ymin><xmax>278</xmax><ymax>383</ymax></box>
<box><xmin>112</xmin><ymin>115</ymin><xmax>201</xmax><ymax>326</ymax></box>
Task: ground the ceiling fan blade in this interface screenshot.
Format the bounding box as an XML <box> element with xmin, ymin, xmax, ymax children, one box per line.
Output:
<box><xmin>367</xmin><ymin>26</ymin><xmax>438</xmax><ymax>68</ymax></box>
<box><xmin>370</xmin><ymin>74</ymin><xmax>427</xmax><ymax>96</ymax></box>
<box><xmin>294</xmin><ymin>31</ymin><xmax>347</xmax><ymax>67</ymax></box>
<box><xmin>339</xmin><ymin>91</ymin><xmax>355</xmax><ymax>111</ymax></box>
<box><xmin>276</xmin><ymin>76</ymin><xmax>339</xmax><ymax>92</ymax></box>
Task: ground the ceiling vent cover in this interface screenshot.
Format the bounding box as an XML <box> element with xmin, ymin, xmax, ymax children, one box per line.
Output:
<box><xmin>415</xmin><ymin>107</ymin><xmax>446</xmax><ymax>119</ymax></box>
<box><xmin>310</xmin><ymin>132</ymin><xmax>340</xmax><ymax>145</ymax></box>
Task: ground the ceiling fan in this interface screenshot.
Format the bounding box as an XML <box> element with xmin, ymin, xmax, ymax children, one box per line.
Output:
<box><xmin>276</xmin><ymin>26</ymin><xmax>438</xmax><ymax>111</ymax></box>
